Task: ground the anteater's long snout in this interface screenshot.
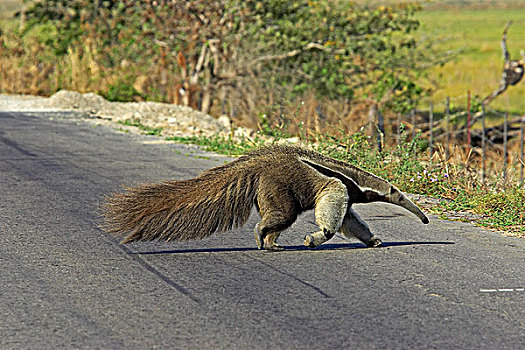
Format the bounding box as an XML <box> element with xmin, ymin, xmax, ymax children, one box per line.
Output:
<box><xmin>399</xmin><ymin>195</ymin><xmax>429</xmax><ymax>224</ymax></box>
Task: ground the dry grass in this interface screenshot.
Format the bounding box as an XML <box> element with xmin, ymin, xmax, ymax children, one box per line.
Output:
<box><xmin>0</xmin><ymin>35</ymin><xmax>94</xmax><ymax>96</ymax></box>
<box><xmin>0</xmin><ymin>0</ymin><xmax>22</xmax><ymax>19</ymax></box>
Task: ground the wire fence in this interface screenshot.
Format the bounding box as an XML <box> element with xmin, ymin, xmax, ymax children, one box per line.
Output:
<box><xmin>372</xmin><ymin>95</ymin><xmax>525</xmax><ymax>188</ymax></box>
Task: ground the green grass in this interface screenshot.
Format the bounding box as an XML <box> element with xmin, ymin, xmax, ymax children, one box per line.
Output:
<box><xmin>164</xmin><ymin>135</ymin><xmax>266</xmax><ymax>156</ymax></box>
<box><xmin>417</xmin><ymin>8</ymin><xmax>525</xmax><ymax>114</ymax></box>
<box><xmin>117</xmin><ymin>119</ymin><xmax>163</xmax><ymax>136</ymax></box>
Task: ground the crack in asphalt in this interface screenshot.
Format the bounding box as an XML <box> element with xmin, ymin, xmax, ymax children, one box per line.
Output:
<box><xmin>0</xmin><ymin>124</ymin><xmax>201</xmax><ymax>305</ymax></box>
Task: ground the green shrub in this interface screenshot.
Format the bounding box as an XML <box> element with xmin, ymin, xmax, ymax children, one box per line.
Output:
<box><xmin>103</xmin><ymin>77</ymin><xmax>141</xmax><ymax>102</ymax></box>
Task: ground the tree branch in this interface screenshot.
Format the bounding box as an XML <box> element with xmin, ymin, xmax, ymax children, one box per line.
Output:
<box><xmin>248</xmin><ymin>42</ymin><xmax>339</xmax><ymax>67</ymax></box>
<box><xmin>190</xmin><ymin>43</ymin><xmax>209</xmax><ymax>84</ymax></box>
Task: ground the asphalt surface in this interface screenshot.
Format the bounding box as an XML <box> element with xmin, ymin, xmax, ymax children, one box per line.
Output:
<box><xmin>1</xmin><ymin>111</ymin><xmax>524</xmax><ymax>349</ymax></box>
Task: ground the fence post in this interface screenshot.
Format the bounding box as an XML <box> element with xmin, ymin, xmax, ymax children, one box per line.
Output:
<box><xmin>467</xmin><ymin>91</ymin><xmax>471</xmax><ymax>149</ymax></box>
<box><xmin>397</xmin><ymin>113</ymin><xmax>401</xmax><ymax>145</ymax></box>
<box><xmin>520</xmin><ymin>117</ymin><xmax>525</xmax><ymax>187</ymax></box>
<box><xmin>482</xmin><ymin>104</ymin><xmax>486</xmax><ymax>184</ymax></box>
<box><xmin>429</xmin><ymin>101</ymin><xmax>434</xmax><ymax>159</ymax></box>
<box><xmin>221</xmin><ymin>98</ymin><xmax>227</xmax><ymax>115</ymax></box>
<box><xmin>411</xmin><ymin>108</ymin><xmax>416</xmax><ymax>141</ymax></box>
<box><xmin>368</xmin><ymin>104</ymin><xmax>377</xmax><ymax>145</ymax></box>
<box><xmin>377</xmin><ymin>108</ymin><xmax>384</xmax><ymax>152</ymax></box>
<box><xmin>503</xmin><ymin>111</ymin><xmax>508</xmax><ymax>187</ymax></box>
<box><xmin>446</xmin><ymin>97</ymin><xmax>451</xmax><ymax>159</ymax></box>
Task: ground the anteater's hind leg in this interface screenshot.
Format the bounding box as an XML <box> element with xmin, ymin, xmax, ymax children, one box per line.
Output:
<box><xmin>304</xmin><ymin>179</ymin><xmax>349</xmax><ymax>248</ymax></box>
<box><xmin>339</xmin><ymin>207</ymin><xmax>382</xmax><ymax>248</ymax></box>
<box><xmin>254</xmin><ymin>225</ymin><xmax>283</xmax><ymax>251</ymax></box>
<box><xmin>255</xmin><ymin>192</ymin><xmax>298</xmax><ymax>251</ymax></box>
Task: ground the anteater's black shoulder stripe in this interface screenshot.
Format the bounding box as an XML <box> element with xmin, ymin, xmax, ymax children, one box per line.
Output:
<box><xmin>299</xmin><ymin>157</ymin><xmax>365</xmax><ymax>201</ymax></box>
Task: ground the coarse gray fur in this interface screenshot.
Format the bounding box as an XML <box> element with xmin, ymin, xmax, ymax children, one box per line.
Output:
<box><xmin>102</xmin><ymin>144</ymin><xmax>429</xmax><ymax>249</ymax></box>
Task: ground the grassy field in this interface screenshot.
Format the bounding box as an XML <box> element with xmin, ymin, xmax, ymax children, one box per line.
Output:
<box><xmin>417</xmin><ymin>8</ymin><xmax>525</xmax><ymax>114</ymax></box>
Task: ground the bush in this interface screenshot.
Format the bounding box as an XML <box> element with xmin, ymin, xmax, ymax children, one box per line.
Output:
<box><xmin>103</xmin><ymin>77</ymin><xmax>141</xmax><ymax>102</ymax></box>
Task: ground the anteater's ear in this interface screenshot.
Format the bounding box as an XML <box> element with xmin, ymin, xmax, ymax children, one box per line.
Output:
<box><xmin>389</xmin><ymin>185</ymin><xmax>402</xmax><ymax>201</ymax></box>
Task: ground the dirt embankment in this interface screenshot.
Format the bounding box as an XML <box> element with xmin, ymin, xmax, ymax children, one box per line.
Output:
<box><xmin>0</xmin><ymin>90</ymin><xmax>249</xmax><ymax>138</ymax></box>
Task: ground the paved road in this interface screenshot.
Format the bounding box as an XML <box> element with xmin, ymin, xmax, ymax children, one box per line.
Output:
<box><xmin>1</xmin><ymin>112</ymin><xmax>524</xmax><ymax>349</ymax></box>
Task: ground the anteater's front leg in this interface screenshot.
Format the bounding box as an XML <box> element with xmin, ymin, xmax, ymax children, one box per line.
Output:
<box><xmin>339</xmin><ymin>207</ymin><xmax>383</xmax><ymax>248</ymax></box>
<box><xmin>304</xmin><ymin>179</ymin><xmax>348</xmax><ymax>248</ymax></box>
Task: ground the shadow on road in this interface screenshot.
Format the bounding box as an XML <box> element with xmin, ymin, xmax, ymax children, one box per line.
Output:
<box><xmin>131</xmin><ymin>241</ymin><xmax>454</xmax><ymax>255</ymax></box>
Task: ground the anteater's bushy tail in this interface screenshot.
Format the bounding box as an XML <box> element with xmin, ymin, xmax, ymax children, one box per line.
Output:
<box><xmin>102</xmin><ymin>166</ymin><xmax>258</xmax><ymax>243</ymax></box>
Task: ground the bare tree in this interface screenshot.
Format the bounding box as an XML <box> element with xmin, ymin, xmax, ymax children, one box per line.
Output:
<box><xmin>482</xmin><ymin>21</ymin><xmax>525</xmax><ymax>106</ymax></box>
<box><xmin>456</xmin><ymin>21</ymin><xmax>525</xmax><ymax>131</ymax></box>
